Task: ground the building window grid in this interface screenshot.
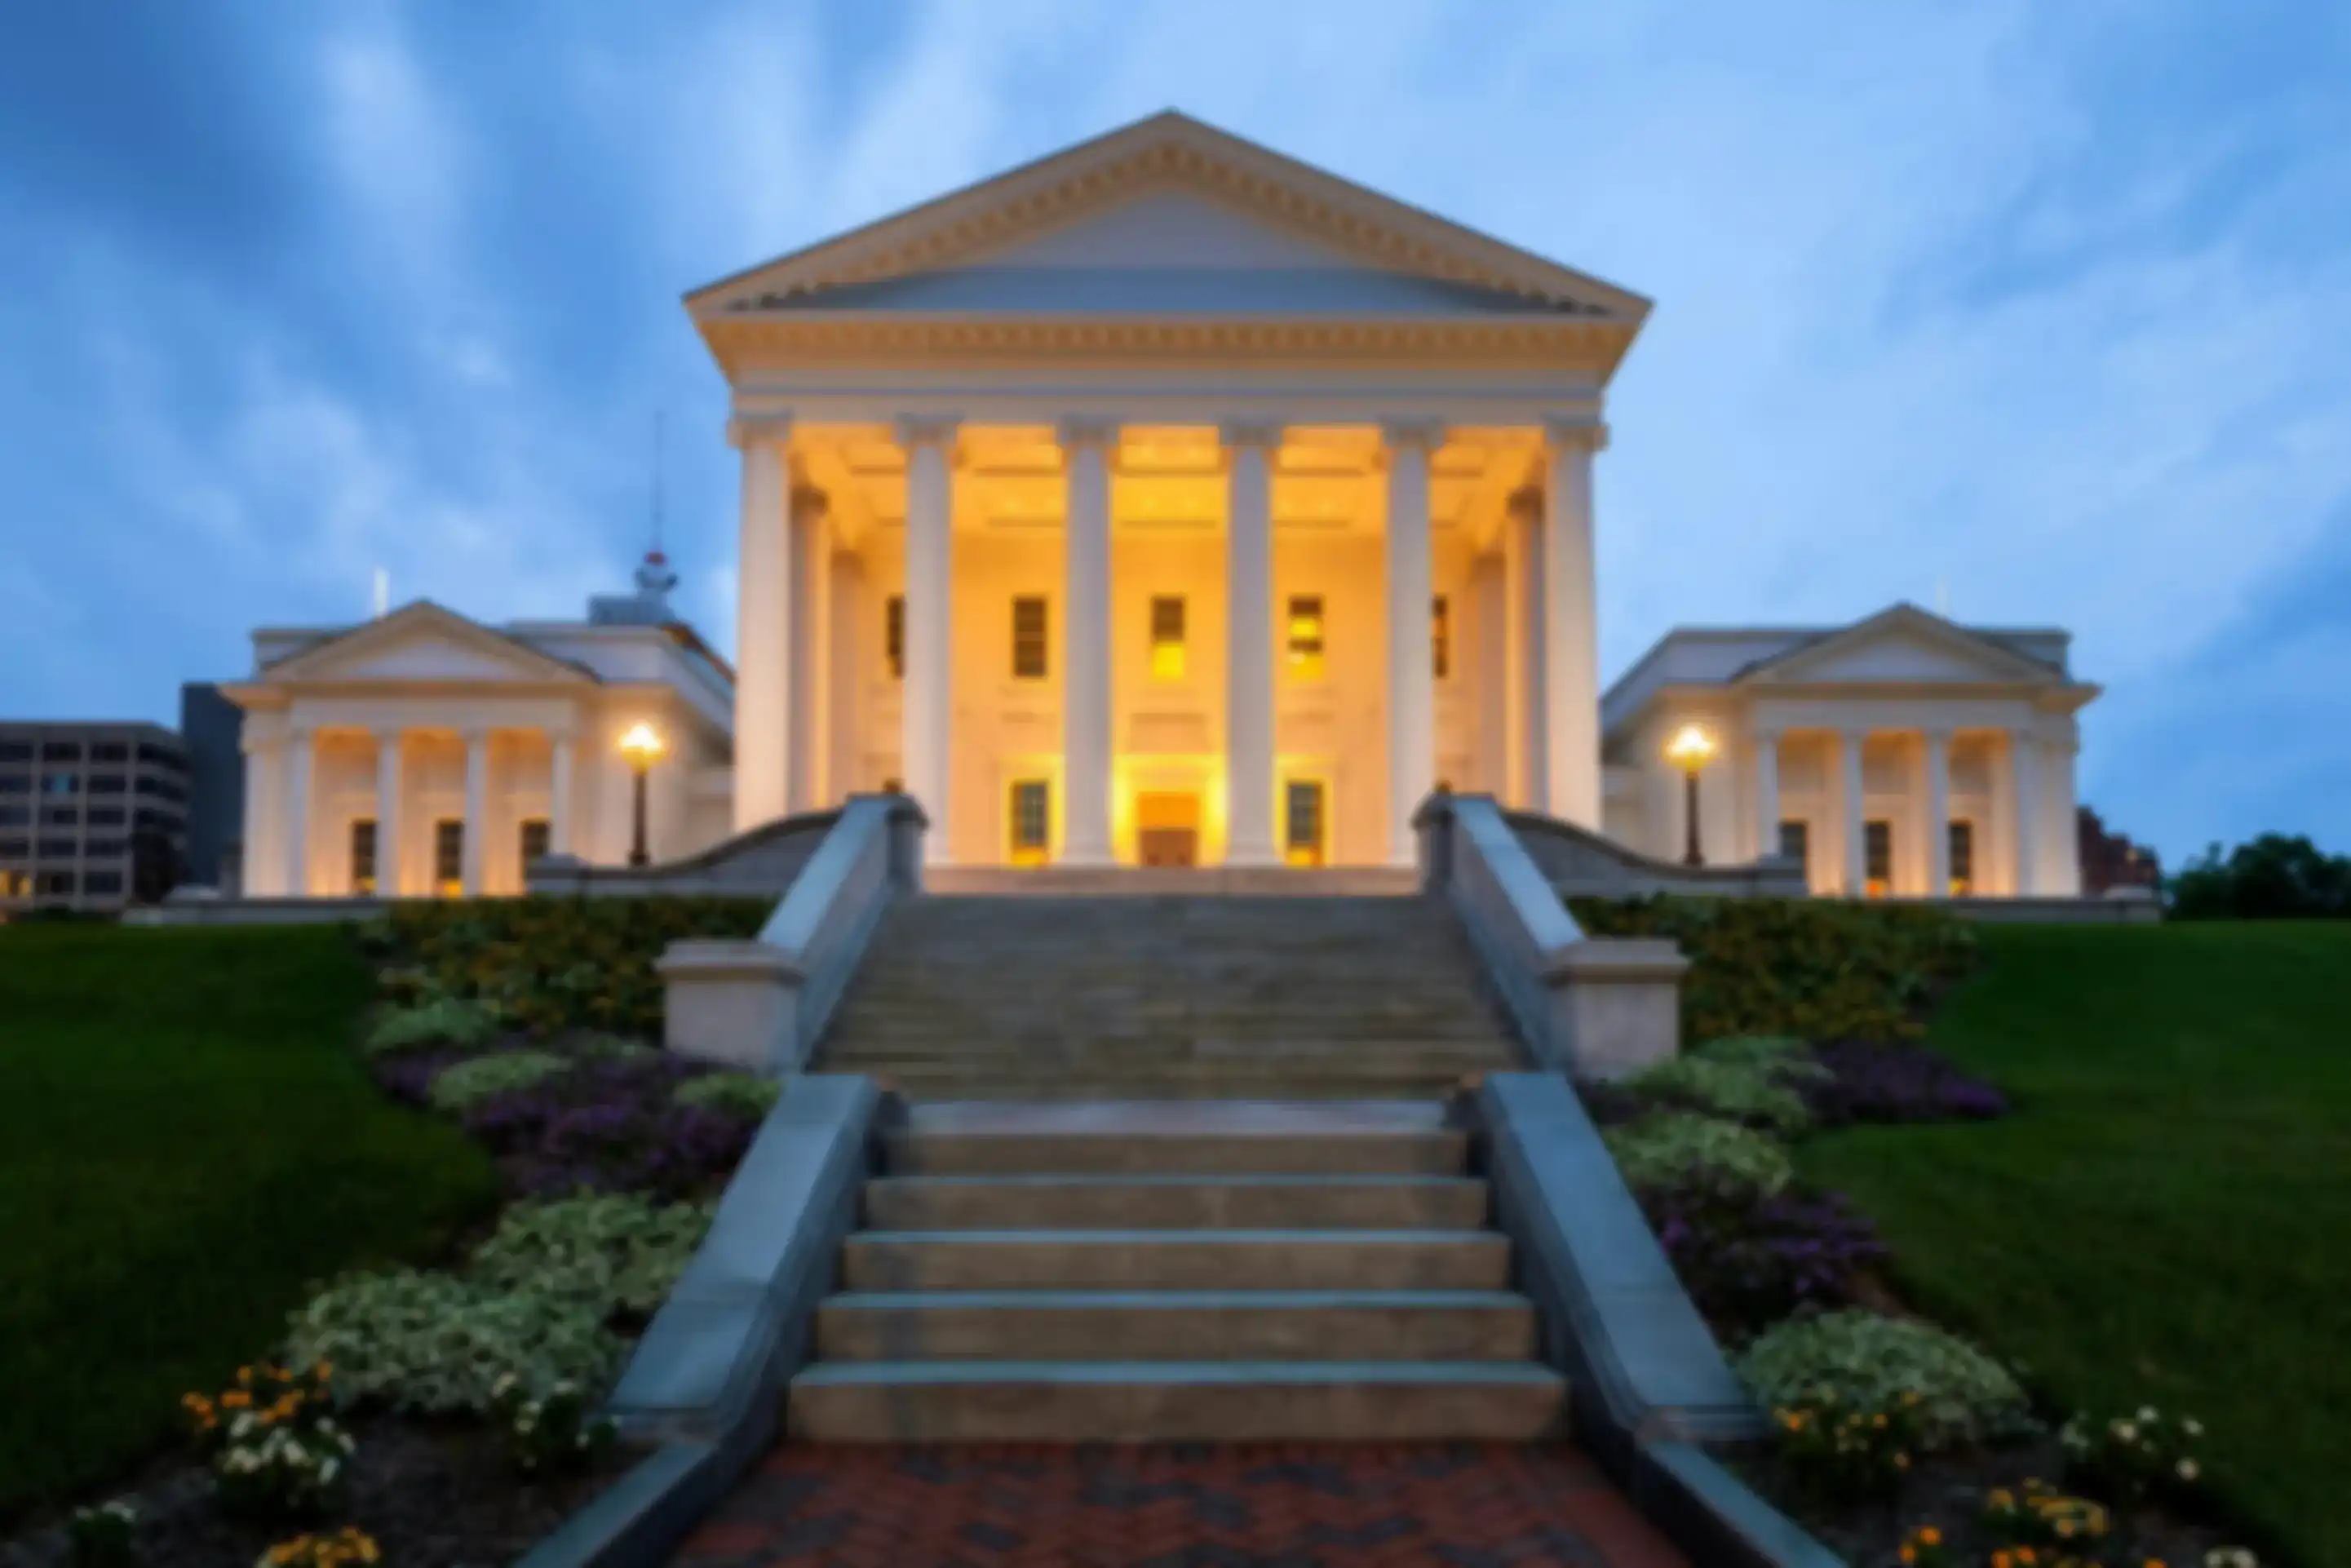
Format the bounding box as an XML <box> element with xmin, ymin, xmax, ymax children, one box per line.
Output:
<box><xmin>350</xmin><ymin>820</ymin><xmax>379</xmax><ymax>896</ymax></box>
<box><xmin>1011</xmin><ymin>596</ymin><xmax>1049</xmax><ymax>680</ymax></box>
<box><xmin>520</xmin><ymin>818</ymin><xmax>551</xmax><ymax>878</ymax></box>
<box><xmin>1949</xmin><ymin>820</ymin><xmax>1976</xmax><ymax>896</ymax></box>
<box><xmin>433</xmin><ymin>819</ymin><xmax>464</xmax><ymax>897</ymax></box>
<box><xmin>1431</xmin><ymin>595</ymin><xmax>1450</xmax><ymax>680</ymax></box>
<box><xmin>1284</xmin><ymin>779</ymin><xmax>1326</xmax><ymax>868</ymax></box>
<box><xmin>1778</xmin><ymin>819</ymin><xmax>1809</xmax><ymax>875</ymax></box>
<box><xmin>1863</xmin><ymin>819</ymin><xmax>1893</xmax><ymax>897</ymax></box>
<box><xmin>884</xmin><ymin>595</ymin><xmax>905</xmax><ymax>680</ymax></box>
<box><xmin>1286</xmin><ymin>596</ymin><xmax>1326</xmax><ymax>680</ymax></box>
<box><xmin>1149</xmin><ymin>596</ymin><xmax>1187</xmax><ymax>681</ymax></box>
<box><xmin>1008</xmin><ymin>779</ymin><xmax>1051</xmax><ymax>866</ymax></box>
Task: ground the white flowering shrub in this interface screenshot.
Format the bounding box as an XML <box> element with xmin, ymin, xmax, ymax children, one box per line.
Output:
<box><xmin>1737</xmin><ymin>1309</ymin><xmax>2031</xmax><ymax>1451</ymax></box>
<box><xmin>1602</xmin><ymin>1113</ymin><xmax>1797</xmax><ymax>1194</ymax></box>
<box><xmin>215</xmin><ymin>1416</ymin><xmax>356</xmax><ymax>1521</ymax></box>
<box><xmin>491</xmin><ymin>1373</ymin><xmax>616</xmax><ymax>1475</ymax></box>
<box><xmin>467</xmin><ymin>1193</ymin><xmax>715</xmax><ymax>1319</ymax></box>
<box><xmin>1624</xmin><ymin>1056</ymin><xmax>1813</xmax><ymax>1134</ymax></box>
<box><xmin>67</xmin><ymin>1499</ymin><xmax>139</xmax><ymax>1568</ymax></box>
<box><xmin>425</xmin><ymin>1049</ymin><xmax>571</xmax><ymax>1111</ymax></box>
<box><xmin>361</xmin><ymin>996</ymin><xmax>501</xmax><ymax>1057</ymax></box>
<box><xmin>1692</xmin><ymin>1034</ymin><xmax>1832</xmax><ymax>1081</ymax></box>
<box><xmin>285</xmin><ymin>1270</ymin><xmax>622</xmax><ymax>1415</ymax></box>
<box><xmin>2061</xmin><ymin>1402</ymin><xmax>2207</xmax><ymax>1505</ymax></box>
<box><xmin>673</xmin><ymin>1071</ymin><xmax>782</xmax><ymax>1120</ymax></box>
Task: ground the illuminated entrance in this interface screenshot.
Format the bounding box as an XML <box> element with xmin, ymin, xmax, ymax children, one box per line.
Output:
<box><xmin>1135</xmin><ymin>791</ymin><xmax>1201</xmax><ymax>868</ymax></box>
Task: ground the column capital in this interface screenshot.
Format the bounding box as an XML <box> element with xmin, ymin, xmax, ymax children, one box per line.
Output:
<box><xmin>1507</xmin><ymin>485</ymin><xmax>1543</xmax><ymax>522</ymax></box>
<box><xmin>1219</xmin><ymin>420</ymin><xmax>1285</xmax><ymax>450</ymax></box>
<box><xmin>1541</xmin><ymin>415</ymin><xmax>1609</xmax><ymax>454</ymax></box>
<box><xmin>1379</xmin><ymin>419</ymin><xmax>1446</xmax><ymax>452</ymax></box>
<box><xmin>726</xmin><ymin>414</ymin><xmax>792</xmax><ymax>450</ymax></box>
<box><xmin>789</xmin><ymin>483</ymin><xmax>829</xmax><ymax>523</ymax></box>
<box><xmin>894</xmin><ymin>414</ymin><xmax>963</xmax><ymax>450</ymax></box>
<box><xmin>1056</xmin><ymin>416</ymin><xmax>1122</xmax><ymax>450</ymax></box>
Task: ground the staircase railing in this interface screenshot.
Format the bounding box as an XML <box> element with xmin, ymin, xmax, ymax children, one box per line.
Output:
<box><xmin>1415</xmin><ymin>792</ymin><xmax>1689</xmax><ymax>1080</ymax></box>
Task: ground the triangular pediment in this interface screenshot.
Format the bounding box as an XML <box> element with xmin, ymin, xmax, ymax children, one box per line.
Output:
<box><xmin>259</xmin><ymin>602</ymin><xmax>595</xmax><ymax>686</ymax></box>
<box><xmin>1740</xmin><ymin>605</ymin><xmax>2061</xmax><ymax>687</ymax></box>
<box><xmin>688</xmin><ymin>111</ymin><xmax>1649</xmax><ymax>325</ymax></box>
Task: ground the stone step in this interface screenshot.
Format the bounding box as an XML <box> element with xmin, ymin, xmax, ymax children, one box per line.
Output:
<box><xmin>886</xmin><ymin>1127</ymin><xmax>1468</xmax><ymax>1175</ymax></box>
<box><xmin>841</xmin><ymin>1229</ymin><xmax>1510</xmax><ymax>1292</ymax></box>
<box><xmin>813</xmin><ymin>1288</ymin><xmax>1537</xmax><ymax>1362</ymax></box>
<box><xmin>786</xmin><ymin>1359</ymin><xmax>1567</xmax><ymax>1442</ymax></box>
<box><xmin>864</xmin><ymin>1074</ymin><xmax>1490</xmax><ymax>1105</ymax></box>
<box><xmin>863</xmin><ymin>1174</ymin><xmax>1491</xmax><ymax>1230</ymax></box>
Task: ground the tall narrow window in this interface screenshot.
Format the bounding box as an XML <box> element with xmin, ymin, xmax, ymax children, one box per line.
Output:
<box><xmin>349</xmin><ymin>819</ymin><xmax>378</xmax><ymax>896</ymax></box>
<box><xmin>1284</xmin><ymin>779</ymin><xmax>1326</xmax><ymax>867</ymax></box>
<box><xmin>1008</xmin><ymin>779</ymin><xmax>1051</xmax><ymax>866</ymax></box>
<box><xmin>1149</xmin><ymin>596</ymin><xmax>1188</xmax><ymax>681</ymax></box>
<box><xmin>1012</xmin><ymin>596</ymin><xmax>1049</xmax><ymax>680</ymax></box>
<box><xmin>884</xmin><ymin>595</ymin><xmax>905</xmax><ymax>680</ymax></box>
<box><xmin>1431</xmin><ymin>595</ymin><xmax>1450</xmax><ymax>679</ymax></box>
<box><xmin>1863</xmin><ymin>819</ymin><xmax>1893</xmax><ymax>897</ymax></box>
<box><xmin>1778</xmin><ymin>819</ymin><xmax>1809</xmax><ymax>875</ymax></box>
<box><xmin>520</xmin><ymin>817</ymin><xmax>551</xmax><ymax>879</ymax></box>
<box><xmin>1286</xmin><ymin>596</ymin><xmax>1326</xmax><ymax>680</ymax></box>
<box><xmin>433</xmin><ymin>819</ymin><xmax>464</xmax><ymax>897</ymax></box>
<box><xmin>1948</xmin><ymin>820</ymin><xmax>1975</xmax><ymax>896</ymax></box>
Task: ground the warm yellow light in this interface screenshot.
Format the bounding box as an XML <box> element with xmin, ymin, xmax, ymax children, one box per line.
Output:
<box><xmin>619</xmin><ymin>722</ymin><xmax>666</xmax><ymax>769</ymax></box>
<box><xmin>1151</xmin><ymin>639</ymin><xmax>1187</xmax><ymax>682</ymax></box>
<box><xmin>1664</xmin><ymin>723</ymin><xmax>1719</xmax><ymax>773</ymax></box>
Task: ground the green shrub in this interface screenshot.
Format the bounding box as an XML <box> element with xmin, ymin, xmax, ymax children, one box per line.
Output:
<box><xmin>467</xmin><ymin>1193</ymin><xmax>715</xmax><ymax>1318</ymax></box>
<box><xmin>67</xmin><ymin>1501</ymin><xmax>139</xmax><ymax>1568</ymax></box>
<box><xmin>1769</xmin><ymin>1386</ymin><xmax>1926</xmax><ymax>1503</ymax></box>
<box><xmin>361</xmin><ymin>996</ymin><xmax>502</xmax><ymax>1057</ymax></box>
<box><xmin>571</xmin><ymin>1033</ymin><xmax>661</xmax><ymax>1065</ymax></box>
<box><xmin>1625</xmin><ymin>1056</ymin><xmax>1812</xmax><ymax>1134</ymax></box>
<box><xmin>283</xmin><ymin>1270</ymin><xmax>622</xmax><ymax>1415</ymax></box>
<box><xmin>490</xmin><ymin>1374</ymin><xmax>616</xmax><ymax>1476</ymax></box>
<box><xmin>425</xmin><ymin>1051</ymin><xmax>571</xmax><ymax>1112</ymax></box>
<box><xmin>1693</xmin><ymin>1035</ymin><xmax>1831</xmax><ymax>1081</ymax></box>
<box><xmin>1736</xmin><ymin>1309</ymin><xmax>2030</xmax><ymax>1451</ymax></box>
<box><xmin>673</xmin><ymin>1071</ymin><xmax>782</xmax><ymax>1120</ymax></box>
<box><xmin>1601</xmin><ymin>1113</ymin><xmax>1795</xmax><ymax>1194</ymax></box>
<box><xmin>1569</xmin><ymin>896</ymin><xmax>1979</xmax><ymax>1043</ymax></box>
<box><xmin>379</xmin><ymin>897</ymin><xmax>772</xmax><ymax>1038</ymax></box>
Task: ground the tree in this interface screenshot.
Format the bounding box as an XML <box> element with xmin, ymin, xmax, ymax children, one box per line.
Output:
<box><xmin>2167</xmin><ymin>834</ymin><xmax>2351</xmax><ymax>919</ymax></box>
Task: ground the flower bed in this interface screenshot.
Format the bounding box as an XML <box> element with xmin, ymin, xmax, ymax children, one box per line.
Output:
<box><xmin>5</xmin><ymin>901</ymin><xmax>770</xmax><ymax>1568</ymax></box>
<box><xmin>1581</xmin><ymin>1023</ymin><xmax>2262</xmax><ymax>1568</ymax></box>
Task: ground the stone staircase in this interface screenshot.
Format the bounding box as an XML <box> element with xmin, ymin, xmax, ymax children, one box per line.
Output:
<box><xmin>786</xmin><ymin>1101</ymin><xmax>1567</xmax><ymax>1442</ymax></box>
<box><xmin>812</xmin><ymin>893</ymin><xmax>1523</xmax><ymax>1100</ymax></box>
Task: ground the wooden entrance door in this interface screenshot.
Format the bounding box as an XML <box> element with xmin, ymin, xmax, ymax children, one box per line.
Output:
<box><xmin>1135</xmin><ymin>791</ymin><xmax>1200</xmax><ymax>867</ymax></box>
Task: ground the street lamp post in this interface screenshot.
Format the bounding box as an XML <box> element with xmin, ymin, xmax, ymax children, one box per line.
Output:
<box><xmin>1664</xmin><ymin>722</ymin><xmax>1720</xmax><ymax>867</ymax></box>
<box><xmin>619</xmin><ymin>722</ymin><xmax>666</xmax><ymax>868</ymax></box>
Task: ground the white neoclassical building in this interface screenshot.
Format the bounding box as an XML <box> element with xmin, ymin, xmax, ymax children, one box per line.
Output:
<box><xmin>219</xmin><ymin>111</ymin><xmax>2099</xmax><ymax>897</ymax></box>
<box><xmin>225</xmin><ymin>560</ymin><xmax>734</xmax><ymax>897</ymax></box>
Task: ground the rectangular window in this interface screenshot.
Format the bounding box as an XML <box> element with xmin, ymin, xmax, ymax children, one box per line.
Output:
<box><xmin>137</xmin><ymin>742</ymin><xmax>183</xmax><ymax>769</ymax></box>
<box><xmin>87</xmin><ymin>807</ymin><xmax>124</xmax><ymax>826</ymax></box>
<box><xmin>433</xmin><ymin>819</ymin><xmax>464</xmax><ymax>897</ymax></box>
<box><xmin>0</xmin><ymin>742</ymin><xmax>31</xmax><ymax>763</ymax></box>
<box><xmin>885</xmin><ymin>595</ymin><xmax>905</xmax><ymax>680</ymax></box>
<box><xmin>350</xmin><ymin>819</ymin><xmax>378</xmax><ymax>896</ymax></box>
<box><xmin>84</xmin><ymin>870</ymin><xmax>124</xmax><ymax>896</ymax></box>
<box><xmin>41</xmin><ymin>807</ymin><xmax>77</xmax><ymax>827</ymax></box>
<box><xmin>88</xmin><ymin>774</ymin><xmax>126</xmax><ymax>794</ymax></box>
<box><xmin>36</xmin><ymin>870</ymin><xmax>75</xmax><ymax>897</ymax></box>
<box><xmin>0</xmin><ymin>870</ymin><xmax>25</xmax><ymax>897</ymax></box>
<box><xmin>1008</xmin><ymin>779</ymin><xmax>1050</xmax><ymax>866</ymax></box>
<box><xmin>90</xmin><ymin>742</ymin><xmax>128</xmax><ymax>764</ymax></box>
<box><xmin>0</xmin><ymin>777</ymin><xmax>28</xmax><ymax>795</ymax></box>
<box><xmin>1286</xmin><ymin>596</ymin><xmax>1326</xmax><ymax>680</ymax></box>
<box><xmin>1149</xmin><ymin>596</ymin><xmax>1187</xmax><ymax>681</ymax></box>
<box><xmin>1778</xmin><ymin>819</ymin><xmax>1809</xmax><ymax>874</ymax></box>
<box><xmin>1949</xmin><ymin>820</ymin><xmax>1975</xmax><ymax>896</ymax></box>
<box><xmin>1284</xmin><ymin>779</ymin><xmax>1326</xmax><ymax>868</ymax></box>
<box><xmin>0</xmin><ymin>805</ymin><xmax>24</xmax><ymax>826</ymax></box>
<box><xmin>37</xmin><ymin>838</ymin><xmax>76</xmax><ymax>859</ymax></box>
<box><xmin>0</xmin><ymin>838</ymin><xmax>25</xmax><ymax>858</ymax></box>
<box><xmin>1431</xmin><ymin>595</ymin><xmax>1450</xmax><ymax>680</ymax></box>
<box><xmin>1011</xmin><ymin>596</ymin><xmax>1048</xmax><ymax>680</ymax></box>
<box><xmin>86</xmin><ymin>839</ymin><xmax>126</xmax><ymax>859</ymax></box>
<box><xmin>42</xmin><ymin>742</ymin><xmax>82</xmax><ymax>762</ymax></box>
<box><xmin>40</xmin><ymin>773</ymin><xmax>77</xmax><ymax>797</ymax></box>
<box><xmin>1864</xmin><ymin>819</ymin><xmax>1893</xmax><ymax>897</ymax></box>
<box><xmin>520</xmin><ymin>818</ymin><xmax>551</xmax><ymax>875</ymax></box>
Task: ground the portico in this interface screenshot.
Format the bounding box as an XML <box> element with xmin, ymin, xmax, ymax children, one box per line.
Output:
<box><xmin>699</xmin><ymin>112</ymin><xmax>1645</xmax><ymax>870</ymax></box>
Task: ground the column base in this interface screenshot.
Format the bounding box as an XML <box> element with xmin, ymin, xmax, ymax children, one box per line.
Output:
<box><xmin>1057</xmin><ymin>842</ymin><xmax>1117</xmax><ymax>869</ymax></box>
<box><xmin>1222</xmin><ymin>842</ymin><xmax>1283</xmax><ymax>870</ymax></box>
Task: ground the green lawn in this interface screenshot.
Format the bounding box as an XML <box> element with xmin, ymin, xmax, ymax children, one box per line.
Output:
<box><xmin>1803</xmin><ymin>923</ymin><xmax>2351</xmax><ymax>1567</ymax></box>
<box><xmin>0</xmin><ymin>924</ymin><xmax>498</xmax><ymax>1518</ymax></box>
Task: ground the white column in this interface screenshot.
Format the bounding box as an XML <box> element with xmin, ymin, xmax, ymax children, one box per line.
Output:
<box><xmin>1753</xmin><ymin>728</ymin><xmax>1782</xmax><ymax>863</ymax></box>
<box><xmin>1924</xmin><ymin>729</ymin><xmax>1952</xmax><ymax>897</ymax></box>
<box><xmin>1223</xmin><ymin>423</ymin><xmax>1280</xmax><ymax>866</ymax></box>
<box><xmin>374</xmin><ymin>729</ymin><xmax>402</xmax><ymax>897</ymax></box>
<box><xmin>239</xmin><ymin>734</ymin><xmax>277</xmax><ymax>896</ymax></box>
<box><xmin>2049</xmin><ymin>724</ymin><xmax>2082</xmax><ymax>896</ymax></box>
<box><xmin>1060</xmin><ymin>419</ymin><xmax>1118</xmax><ymax>866</ymax></box>
<box><xmin>729</xmin><ymin>417</ymin><xmax>792</xmax><ymax>831</ymax></box>
<box><xmin>462</xmin><ymin>729</ymin><xmax>489</xmax><ymax>896</ymax></box>
<box><xmin>789</xmin><ymin>485</ymin><xmax>830</xmax><ymax>813</ymax></box>
<box><xmin>2011</xmin><ymin>729</ymin><xmax>2041</xmax><ymax>896</ymax></box>
<box><xmin>1384</xmin><ymin>422</ymin><xmax>1439</xmax><ymax>866</ymax></box>
<box><xmin>282</xmin><ymin>727</ymin><xmax>312</xmax><ymax>898</ymax></box>
<box><xmin>1839</xmin><ymin>729</ymin><xmax>1867</xmax><ymax>896</ymax></box>
<box><xmin>1503</xmin><ymin>486</ymin><xmax>1548</xmax><ymax>811</ymax></box>
<box><xmin>1542</xmin><ymin>419</ymin><xmax>1604</xmax><ymax>828</ymax></box>
<box><xmin>549</xmin><ymin>733</ymin><xmax>574</xmax><ymax>857</ymax></box>
<box><xmin>901</xmin><ymin>418</ymin><xmax>959</xmax><ymax>864</ymax></box>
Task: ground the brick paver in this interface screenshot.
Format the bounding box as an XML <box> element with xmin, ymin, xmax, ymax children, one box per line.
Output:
<box><xmin>672</xmin><ymin>1443</ymin><xmax>1687</xmax><ymax>1568</ymax></box>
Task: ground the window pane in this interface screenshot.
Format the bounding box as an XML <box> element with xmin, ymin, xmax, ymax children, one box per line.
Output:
<box><xmin>1286</xmin><ymin>596</ymin><xmax>1326</xmax><ymax>680</ymax></box>
<box><xmin>1431</xmin><ymin>595</ymin><xmax>1450</xmax><ymax>679</ymax></box>
<box><xmin>1284</xmin><ymin>779</ymin><xmax>1325</xmax><ymax>867</ymax></box>
<box><xmin>1009</xmin><ymin>780</ymin><xmax>1050</xmax><ymax>864</ymax></box>
<box><xmin>1864</xmin><ymin>819</ymin><xmax>1893</xmax><ymax>891</ymax></box>
<box><xmin>1149</xmin><ymin>596</ymin><xmax>1187</xmax><ymax>680</ymax></box>
<box><xmin>520</xmin><ymin>818</ymin><xmax>551</xmax><ymax>873</ymax></box>
<box><xmin>351</xmin><ymin>819</ymin><xmax>378</xmax><ymax>894</ymax></box>
<box><xmin>1012</xmin><ymin>596</ymin><xmax>1048</xmax><ymax>679</ymax></box>
<box><xmin>1778</xmin><ymin>819</ymin><xmax>1809</xmax><ymax>871</ymax></box>
<box><xmin>1949</xmin><ymin>819</ymin><xmax>1975</xmax><ymax>895</ymax></box>
<box><xmin>885</xmin><ymin>596</ymin><xmax>905</xmax><ymax>680</ymax></box>
<box><xmin>434</xmin><ymin>820</ymin><xmax>464</xmax><ymax>891</ymax></box>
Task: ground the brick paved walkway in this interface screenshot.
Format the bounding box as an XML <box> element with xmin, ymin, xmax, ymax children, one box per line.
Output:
<box><xmin>672</xmin><ymin>1443</ymin><xmax>1687</xmax><ymax>1568</ymax></box>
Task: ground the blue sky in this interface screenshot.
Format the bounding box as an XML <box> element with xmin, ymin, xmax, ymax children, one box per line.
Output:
<box><xmin>2</xmin><ymin>0</ymin><xmax>2345</xmax><ymax>863</ymax></box>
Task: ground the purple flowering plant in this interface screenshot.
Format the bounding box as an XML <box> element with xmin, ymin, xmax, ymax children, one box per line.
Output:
<box><xmin>1636</xmin><ymin>1171</ymin><xmax>1888</xmax><ymax>1341</ymax></box>
<box><xmin>459</xmin><ymin>1056</ymin><xmax>757</xmax><ymax>1199</ymax></box>
<box><xmin>1801</xmin><ymin>1040</ymin><xmax>2008</xmax><ymax>1126</ymax></box>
